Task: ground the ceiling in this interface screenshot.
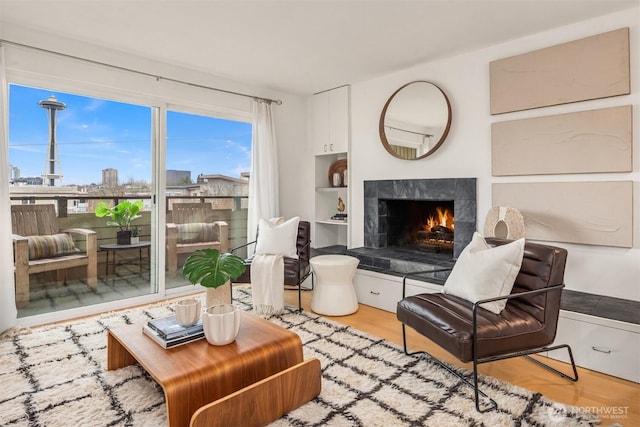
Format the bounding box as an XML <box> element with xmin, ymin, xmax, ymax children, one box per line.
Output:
<box><xmin>1</xmin><ymin>0</ymin><xmax>638</xmax><ymax>95</ymax></box>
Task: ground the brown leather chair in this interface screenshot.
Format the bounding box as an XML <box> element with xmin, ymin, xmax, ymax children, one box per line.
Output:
<box><xmin>396</xmin><ymin>238</ymin><xmax>578</xmax><ymax>412</ymax></box>
<box><xmin>231</xmin><ymin>221</ymin><xmax>313</xmax><ymax>310</ymax></box>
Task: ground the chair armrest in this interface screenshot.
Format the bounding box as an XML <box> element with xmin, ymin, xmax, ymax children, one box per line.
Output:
<box><xmin>61</xmin><ymin>227</ymin><xmax>97</xmax><ymax>237</ymax></box>
<box><xmin>472</xmin><ymin>283</ymin><xmax>565</xmax><ymax>309</ymax></box>
<box><xmin>297</xmin><ymin>240</ymin><xmax>311</xmax><ymax>256</ymax></box>
<box><xmin>231</xmin><ymin>240</ymin><xmax>257</xmax><ymax>254</ymax></box>
<box><xmin>402</xmin><ymin>268</ymin><xmax>453</xmax><ymax>298</ymax></box>
<box><xmin>12</xmin><ymin>234</ymin><xmax>28</xmax><ymax>264</ymax></box>
<box><xmin>12</xmin><ymin>233</ymin><xmax>28</xmax><ymax>243</ymax></box>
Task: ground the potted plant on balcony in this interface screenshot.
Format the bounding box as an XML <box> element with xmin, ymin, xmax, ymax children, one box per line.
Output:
<box><xmin>95</xmin><ymin>200</ymin><xmax>144</xmax><ymax>245</ymax></box>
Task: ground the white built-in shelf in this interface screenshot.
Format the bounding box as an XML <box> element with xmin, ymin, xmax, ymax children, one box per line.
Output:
<box><xmin>316</xmin><ymin>219</ymin><xmax>348</xmax><ymax>226</ymax></box>
<box><xmin>316</xmin><ymin>186</ymin><xmax>348</xmax><ymax>192</ymax></box>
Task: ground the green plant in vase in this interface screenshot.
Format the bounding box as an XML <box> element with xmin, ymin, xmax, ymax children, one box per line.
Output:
<box><xmin>95</xmin><ymin>200</ymin><xmax>144</xmax><ymax>245</ymax></box>
<box><xmin>182</xmin><ymin>248</ymin><xmax>246</xmax><ymax>308</ymax></box>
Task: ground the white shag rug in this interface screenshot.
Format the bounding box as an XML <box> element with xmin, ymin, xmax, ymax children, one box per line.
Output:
<box><xmin>0</xmin><ymin>287</ymin><xmax>599</xmax><ymax>427</ymax></box>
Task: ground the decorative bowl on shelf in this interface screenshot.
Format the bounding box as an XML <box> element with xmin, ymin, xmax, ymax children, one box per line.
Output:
<box><xmin>328</xmin><ymin>159</ymin><xmax>347</xmax><ymax>187</ymax></box>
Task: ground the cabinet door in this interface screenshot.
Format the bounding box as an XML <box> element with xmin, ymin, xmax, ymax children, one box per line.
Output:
<box><xmin>329</xmin><ymin>86</ymin><xmax>349</xmax><ymax>153</ymax></box>
<box><xmin>311</xmin><ymin>91</ymin><xmax>330</xmax><ymax>155</ymax></box>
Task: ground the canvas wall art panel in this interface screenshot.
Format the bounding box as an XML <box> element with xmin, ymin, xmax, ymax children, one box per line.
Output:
<box><xmin>490</xmin><ymin>28</ymin><xmax>630</xmax><ymax>114</ymax></box>
<box><xmin>492</xmin><ymin>181</ymin><xmax>633</xmax><ymax>248</ymax></box>
<box><xmin>492</xmin><ymin>105</ymin><xmax>632</xmax><ymax>176</ymax></box>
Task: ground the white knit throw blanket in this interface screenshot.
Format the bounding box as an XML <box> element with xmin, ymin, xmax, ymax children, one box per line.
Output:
<box><xmin>251</xmin><ymin>254</ymin><xmax>285</xmax><ymax>315</ymax></box>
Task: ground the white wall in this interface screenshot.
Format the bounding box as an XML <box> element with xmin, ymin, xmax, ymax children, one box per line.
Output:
<box><xmin>342</xmin><ymin>8</ymin><xmax>639</xmax><ymax>301</ymax></box>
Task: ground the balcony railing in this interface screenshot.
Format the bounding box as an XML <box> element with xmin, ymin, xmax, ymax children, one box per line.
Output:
<box><xmin>10</xmin><ymin>194</ymin><xmax>249</xmax><ymax>258</ymax></box>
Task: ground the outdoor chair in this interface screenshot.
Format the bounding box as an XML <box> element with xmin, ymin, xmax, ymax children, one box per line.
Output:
<box><xmin>396</xmin><ymin>237</ymin><xmax>578</xmax><ymax>412</ymax></box>
<box><xmin>11</xmin><ymin>204</ymin><xmax>97</xmax><ymax>307</ymax></box>
<box><xmin>166</xmin><ymin>203</ymin><xmax>229</xmax><ymax>275</ymax></box>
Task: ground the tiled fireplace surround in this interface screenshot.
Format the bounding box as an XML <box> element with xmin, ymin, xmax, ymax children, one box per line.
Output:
<box><xmin>317</xmin><ymin>178</ymin><xmax>477</xmax><ymax>282</ymax></box>
<box><xmin>364</xmin><ymin>178</ymin><xmax>477</xmax><ymax>259</ymax></box>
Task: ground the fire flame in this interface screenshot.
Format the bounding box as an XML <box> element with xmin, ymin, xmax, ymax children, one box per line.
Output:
<box><xmin>426</xmin><ymin>207</ymin><xmax>454</xmax><ymax>231</ymax></box>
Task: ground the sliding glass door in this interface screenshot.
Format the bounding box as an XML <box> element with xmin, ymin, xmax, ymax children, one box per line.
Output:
<box><xmin>164</xmin><ymin>109</ymin><xmax>252</xmax><ymax>289</ymax></box>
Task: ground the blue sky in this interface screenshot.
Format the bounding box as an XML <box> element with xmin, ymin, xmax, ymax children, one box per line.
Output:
<box><xmin>8</xmin><ymin>84</ymin><xmax>252</xmax><ymax>185</ymax></box>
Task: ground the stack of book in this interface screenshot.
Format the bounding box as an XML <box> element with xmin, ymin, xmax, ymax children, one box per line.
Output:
<box><xmin>142</xmin><ymin>315</ymin><xmax>204</xmax><ymax>348</ymax></box>
<box><xmin>330</xmin><ymin>213</ymin><xmax>348</xmax><ymax>222</ymax></box>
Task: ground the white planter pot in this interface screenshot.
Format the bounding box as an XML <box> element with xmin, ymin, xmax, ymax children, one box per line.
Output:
<box><xmin>202</xmin><ymin>304</ymin><xmax>241</xmax><ymax>346</ymax></box>
<box><xmin>130</xmin><ymin>236</ymin><xmax>140</xmax><ymax>244</ymax></box>
<box><xmin>204</xmin><ymin>281</ymin><xmax>231</xmax><ymax>309</ymax></box>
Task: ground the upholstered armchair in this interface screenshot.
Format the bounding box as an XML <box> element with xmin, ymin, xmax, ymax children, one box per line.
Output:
<box><xmin>11</xmin><ymin>204</ymin><xmax>97</xmax><ymax>307</ymax></box>
<box><xmin>396</xmin><ymin>237</ymin><xmax>578</xmax><ymax>412</ymax></box>
<box><xmin>231</xmin><ymin>220</ymin><xmax>313</xmax><ymax>310</ymax></box>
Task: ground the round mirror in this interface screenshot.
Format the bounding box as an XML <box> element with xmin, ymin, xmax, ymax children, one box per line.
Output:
<box><xmin>379</xmin><ymin>81</ymin><xmax>452</xmax><ymax>160</ymax></box>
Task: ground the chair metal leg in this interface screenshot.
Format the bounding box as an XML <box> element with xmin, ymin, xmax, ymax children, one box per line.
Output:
<box><xmin>523</xmin><ymin>344</ymin><xmax>579</xmax><ymax>382</ymax></box>
<box><xmin>401</xmin><ymin>325</ymin><xmax>498</xmax><ymax>412</ymax></box>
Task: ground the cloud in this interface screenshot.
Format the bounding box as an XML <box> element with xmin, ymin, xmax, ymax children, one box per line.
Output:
<box><xmin>84</xmin><ymin>99</ymin><xmax>106</xmax><ymax>112</ymax></box>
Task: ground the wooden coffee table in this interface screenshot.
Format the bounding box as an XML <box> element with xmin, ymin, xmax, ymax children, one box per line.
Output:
<box><xmin>107</xmin><ymin>311</ymin><xmax>320</xmax><ymax>427</ymax></box>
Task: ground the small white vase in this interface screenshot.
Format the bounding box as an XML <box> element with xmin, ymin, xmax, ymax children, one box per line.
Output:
<box><xmin>202</xmin><ymin>304</ymin><xmax>241</xmax><ymax>346</ymax></box>
<box><xmin>175</xmin><ymin>298</ymin><xmax>201</xmax><ymax>327</ymax></box>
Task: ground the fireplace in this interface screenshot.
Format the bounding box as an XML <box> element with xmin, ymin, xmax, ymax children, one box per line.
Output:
<box><xmin>385</xmin><ymin>199</ymin><xmax>455</xmax><ymax>254</ymax></box>
<box><xmin>364</xmin><ymin>178</ymin><xmax>476</xmax><ymax>259</ymax></box>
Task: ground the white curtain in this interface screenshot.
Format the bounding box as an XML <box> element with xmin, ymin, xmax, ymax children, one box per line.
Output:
<box><xmin>0</xmin><ymin>46</ymin><xmax>18</xmax><ymax>333</ymax></box>
<box><xmin>247</xmin><ymin>100</ymin><xmax>279</xmax><ymax>250</ymax></box>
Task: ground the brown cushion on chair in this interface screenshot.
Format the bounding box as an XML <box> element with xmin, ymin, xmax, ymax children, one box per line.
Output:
<box><xmin>27</xmin><ymin>233</ymin><xmax>80</xmax><ymax>260</ymax></box>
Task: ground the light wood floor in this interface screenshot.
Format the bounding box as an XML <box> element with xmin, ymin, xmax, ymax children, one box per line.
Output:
<box><xmin>283</xmin><ymin>288</ymin><xmax>639</xmax><ymax>426</ymax></box>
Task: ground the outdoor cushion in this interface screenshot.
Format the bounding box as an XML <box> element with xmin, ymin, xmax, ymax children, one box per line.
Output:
<box><xmin>27</xmin><ymin>233</ymin><xmax>80</xmax><ymax>260</ymax></box>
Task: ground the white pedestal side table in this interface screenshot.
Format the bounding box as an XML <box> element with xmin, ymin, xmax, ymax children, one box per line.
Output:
<box><xmin>310</xmin><ymin>254</ymin><xmax>360</xmax><ymax>316</ymax></box>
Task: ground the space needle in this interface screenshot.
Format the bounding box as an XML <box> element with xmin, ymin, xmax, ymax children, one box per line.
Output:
<box><xmin>39</xmin><ymin>95</ymin><xmax>66</xmax><ymax>186</ymax></box>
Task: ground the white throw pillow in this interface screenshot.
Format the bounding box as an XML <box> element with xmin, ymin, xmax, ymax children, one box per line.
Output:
<box><xmin>442</xmin><ymin>232</ymin><xmax>525</xmax><ymax>314</ymax></box>
<box><xmin>255</xmin><ymin>216</ymin><xmax>300</xmax><ymax>258</ymax></box>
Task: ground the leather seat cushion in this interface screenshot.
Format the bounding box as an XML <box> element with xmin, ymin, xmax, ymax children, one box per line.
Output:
<box><xmin>397</xmin><ymin>293</ymin><xmax>555</xmax><ymax>362</ymax></box>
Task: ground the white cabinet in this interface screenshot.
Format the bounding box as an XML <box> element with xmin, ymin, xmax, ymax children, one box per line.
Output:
<box><xmin>311</xmin><ymin>85</ymin><xmax>350</xmax><ymax>248</ymax></box>
<box><xmin>311</xmin><ymin>86</ymin><xmax>349</xmax><ymax>155</ymax></box>
<box><xmin>354</xmin><ymin>269</ymin><xmax>640</xmax><ymax>383</ymax></box>
<box><xmin>548</xmin><ymin>311</ymin><xmax>640</xmax><ymax>383</ymax></box>
<box><xmin>353</xmin><ymin>269</ymin><xmax>441</xmax><ymax>313</ymax></box>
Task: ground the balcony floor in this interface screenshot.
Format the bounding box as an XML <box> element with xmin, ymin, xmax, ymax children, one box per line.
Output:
<box><xmin>17</xmin><ymin>265</ymin><xmax>192</xmax><ymax>318</ymax></box>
